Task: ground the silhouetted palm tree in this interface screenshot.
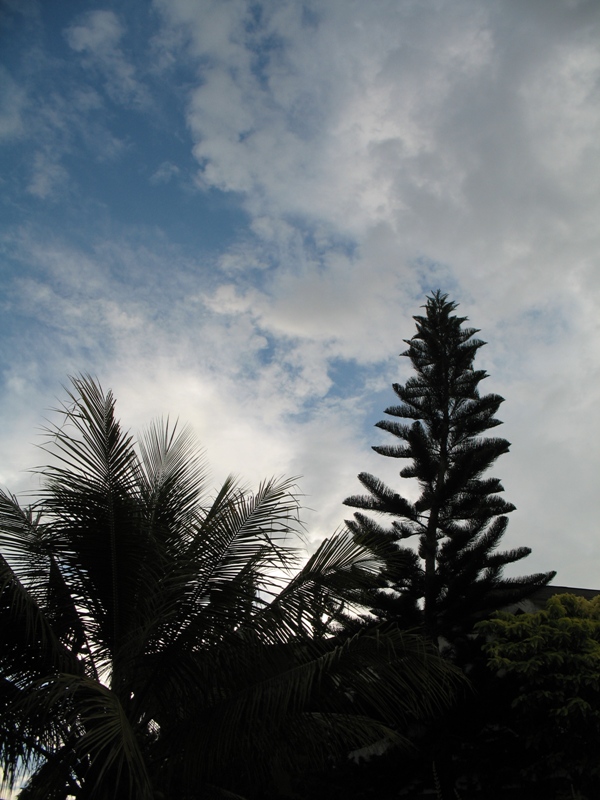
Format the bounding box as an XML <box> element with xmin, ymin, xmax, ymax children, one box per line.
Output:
<box><xmin>1</xmin><ymin>377</ymin><xmax>459</xmax><ymax>800</ymax></box>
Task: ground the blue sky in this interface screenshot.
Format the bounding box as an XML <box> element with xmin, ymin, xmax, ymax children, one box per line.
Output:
<box><xmin>1</xmin><ymin>0</ymin><xmax>600</xmax><ymax>589</ymax></box>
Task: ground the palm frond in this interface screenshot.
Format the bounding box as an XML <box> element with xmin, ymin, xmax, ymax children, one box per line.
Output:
<box><xmin>0</xmin><ymin>490</ymin><xmax>47</xmax><ymax>595</ymax></box>
<box><xmin>138</xmin><ymin>417</ymin><xmax>209</xmax><ymax>539</ymax></box>
<box><xmin>166</xmin><ymin>626</ymin><xmax>460</xmax><ymax>791</ymax></box>
<box><xmin>249</xmin><ymin>528</ymin><xmax>389</xmax><ymax>642</ymax></box>
<box><xmin>35</xmin><ymin>377</ymin><xmax>149</xmax><ymax>664</ymax></box>
<box><xmin>0</xmin><ymin>377</ymin><xmax>462</xmax><ymax>800</ymax></box>
<box><xmin>38</xmin><ymin>375</ymin><xmax>138</xmax><ymax>487</ymax></box>
<box><xmin>11</xmin><ymin>673</ymin><xmax>154</xmax><ymax>800</ymax></box>
<box><xmin>165</xmin><ymin>476</ymin><xmax>303</xmax><ymax>647</ymax></box>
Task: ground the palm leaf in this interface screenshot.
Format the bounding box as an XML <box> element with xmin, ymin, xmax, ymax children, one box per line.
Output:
<box><xmin>162</xmin><ymin>627</ymin><xmax>460</xmax><ymax>792</ymax></box>
<box><xmin>250</xmin><ymin>528</ymin><xmax>391</xmax><ymax>642</ymax></box>
<box><xmin>11</xmin><ymin>674</ymin><xmax>153</xmax><ymax>800</ymax></box>
<box><xmin>0</xmin><ymin>377</ymin><xmax>462</xmax><ymax>800</ymax></box>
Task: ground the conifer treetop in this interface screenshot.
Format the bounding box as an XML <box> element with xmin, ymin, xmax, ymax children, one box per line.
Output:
<box><xmin>344</xmin><ymin>291</ymin><xmax>555</xmax><ymax>643</ymax></box>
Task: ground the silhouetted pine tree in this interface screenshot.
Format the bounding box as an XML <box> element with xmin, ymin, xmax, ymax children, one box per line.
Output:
<box><xmin>345</xmin><ymin>291</ymin><xmax>554</xmax><ymax>646</ymax></box>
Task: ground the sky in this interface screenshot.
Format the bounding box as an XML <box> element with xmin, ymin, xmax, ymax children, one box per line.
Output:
<box><xmin>1</xmin><ymin>0</ymin><xmax>600</xmax><ymax>589</ymax></box>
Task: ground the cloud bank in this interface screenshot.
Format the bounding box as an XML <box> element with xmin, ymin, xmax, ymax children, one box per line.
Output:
<box><xmin>1</xmin><ymin>0</ymin><xmax>599</xmax><ymax>582</ymax></box>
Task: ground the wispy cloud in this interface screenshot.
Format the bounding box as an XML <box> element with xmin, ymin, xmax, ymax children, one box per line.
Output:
<box><xmin>26</xmin><ymin>151</ymin><xmax>69</xmax><ymax>198</ymax></box>
<box><xmin>0</xmin><ymin>66</ymin><xmax>28</xmax><ymax>142</ymax></box>
<box><xmin>65</xmin><ymin>10</ymin><xmax>150</xmax><ymax>109</ymax></box>
<box><xmin>2</xmin><ymin>0</ymin><xmax>600</xmax><ymax>584</ymax></box>
<box><xmin>150</xmin><ymin>160</ymin><xmax>181</xmax><ymax>184</ymax></box>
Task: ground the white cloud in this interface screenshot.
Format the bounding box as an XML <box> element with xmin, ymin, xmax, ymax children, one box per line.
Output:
<box><xmin>0</xmin><ymin>67</ymin><xmax>28</xmax><ymax>142</ymax></box>
<box><xmin>150</xmin><ymin>160</ymin><xmax>181</xmax><ymax>184</ymax></box>
<box><xmin>154</xmin><ymin>0</ymin><xmax>600</xmax><ymax>289</ymax></box>
<box><xmin>147</xmin><ymin>0</ymin><xmax>600</xmax><ymax>585</ymax></box>
<box><xmin>0</xmin><ymin>224</ymin><xmax>395</xmax><ymax>553</ymax></box>
<box><xmin>26</xmin><ymin>151</ymin><xmax>69</xmax><ymax>198</ymax></box>
<box><xmin>2</xmin><ymin>57</ymin><xmax>128</xmax><ymax>202</ymax></box>
<box><xmin>3</xmin><ymin>0</ymin><xmax>600</xmax><ymax>589</ymax></box>
<box><xmin>520</xmin><ymin>38</ymin><xmax>600</xmax><ymax>191</ymax></box>
<box><xmin>65</xmin><ymin>10</ymin><xmax>150</xmax><ymax>108</ymax></box>
<box><xmin>66</xmin><ymin>9</ymin><xmax>124</xmax><ymax>53</ymax></box>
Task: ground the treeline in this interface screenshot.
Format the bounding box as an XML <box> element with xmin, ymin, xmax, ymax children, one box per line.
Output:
<box><xmin>2</xmin><ymin>293</ymin><xmax>598</xmax><ymax>800</ymax></box>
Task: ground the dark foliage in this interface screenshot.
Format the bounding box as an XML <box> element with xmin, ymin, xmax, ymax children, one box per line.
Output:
<box><xmin>342</xmin><ymin>292</ymin><xmax>556</xmax><ymax>799</ymax></box>
<box><xmin>0</xmin><ymin>377</ymin><xmax>460</xmax><ymax>800</ymax></box>
<box><xmin>344</xmin><ymin>291</ymin><xmax>555</xmax><ymax>645</ymax></box>
<box><xmin>478</xmin><ymin>593</ymin><xmax>600</xmax><ymax>798</ymax></box>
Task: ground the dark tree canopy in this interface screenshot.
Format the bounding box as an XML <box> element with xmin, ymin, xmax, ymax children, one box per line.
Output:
<box><xmin>0</xmin><ymin>377</ymin><xmax>459</xmax><ymax>800</ymax></box>
<box><xmin>478</xmin><ymin>593</ymin><xmax>600</xmax><ymax>797</ymax></box>
<box><xmin>345</xmin><ymin>291</ymin><xmax>555</xmax><ymax>644</ymax></box>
